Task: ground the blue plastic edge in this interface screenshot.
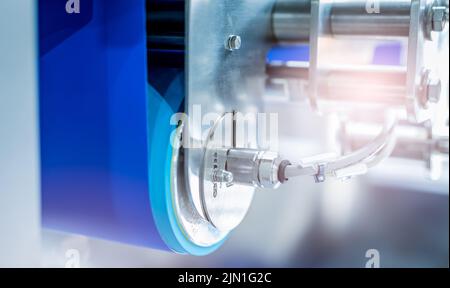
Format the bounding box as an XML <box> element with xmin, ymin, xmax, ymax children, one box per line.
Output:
<box><xmin>147</xmin><ymin>84</ymin><xmax>226</xmax><ymax>256</ymax></box>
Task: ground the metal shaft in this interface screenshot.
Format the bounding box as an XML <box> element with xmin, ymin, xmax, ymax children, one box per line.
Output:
<box><xmin>273</xmin><ymin>0</ymin><xmax>412</xmax><ymax>42</ymax></box>
<box><xmin>267</xmin><ymin>63</ymin><xmax>409</xmax><ymax>105</ymax></box>
<box><xmin>272</xmin><ymin>0</ymin><xmax>311</xmax><ymax>42</ymax></box>
<box><xmin>330</xmin><ymin>0</ymin><xmax>412</xmax><ymax>37</ymax></box>
<box><xmin>225</xmin><ymin>149</ymin><xmax>283</xmax><ymax>189</ymax></box>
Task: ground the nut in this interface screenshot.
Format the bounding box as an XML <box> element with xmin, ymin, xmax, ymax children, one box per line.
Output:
<box><xmin>432</xmin><ymin>6</ymin><xmax>448</xmax><ymax>32</ymax></box>
<box><xmin>427</xmin><ymin>77</ymin><xmax>442</xmax><ymax>104</ymax></box>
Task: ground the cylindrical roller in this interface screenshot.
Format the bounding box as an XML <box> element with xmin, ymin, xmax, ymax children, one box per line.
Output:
<box><xmin>330</xmin><ymin>0</ymin><xmax>411</xmax><ymax>38</ymax></box>
<box><xmin>273</xmin><ymin>0</ymin><xmax>412</xmax><ymax>42</ymax></box>
<box><xmin>267</xmin><ymin>63</ymin><xmax>409</xmax><ymax>105</ymax></box>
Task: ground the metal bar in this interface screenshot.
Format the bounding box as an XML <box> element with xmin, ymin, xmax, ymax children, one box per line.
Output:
<box><xmin>330</xmin><ymin>0</ymin><xmax>411</xmax><ymax>38</ymax></box>
<box><xmin>273</xmin><ymin>0</ymin><xmax>413</xmax><ymax>42</ymax></box>
<box><xmin>267</xmin><ymin>63</ymin><xmax>408</xmax><ymax>104</ymax></box>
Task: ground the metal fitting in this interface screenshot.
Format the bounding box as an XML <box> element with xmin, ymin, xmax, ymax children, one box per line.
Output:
<box><xmin>225</xmin><ymin>35</ymin><xmax>242</xmax><ymax>51</ymax></box>
<box><xmin>432</xmin><ymin>5</ymin><xmax>448</xmax><ymax>32</ymax></box>
<box><xmin>314</xmin><ymin>164</ymin><xmax>327</xmax><ymax>183</ymax></box>
<box><xmin>427</xmin><ymin>77</ymin><xmax>442</xmax><ymax>104</ymax></box>
<box><xmin>257</xmin><ymin>151</ymin><xmax>284</xmax><ymax>189</ymax></box>
<box><xmin>425</xmin><ymin>1</ymin><xmax>449</xmax><ymax>39</ymax></box>
<box><xmin>419</xmin><ymin>70</ymin><xmax>442</xmax><ymax>107</ymax></box>
<box><xmin>225</xmin><ymin>148</ymin><xmax>283</xmax><ymax>189</ymax></box>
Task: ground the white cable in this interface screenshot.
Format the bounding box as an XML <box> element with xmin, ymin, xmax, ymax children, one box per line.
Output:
<box><xmin>284</xmin><ymin>119</ymin><xmax>398</xmax><ymax>182</ymax></box>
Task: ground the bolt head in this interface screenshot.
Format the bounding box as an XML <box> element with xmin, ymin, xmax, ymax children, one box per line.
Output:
<box><xmin>432</xmin><ymin>6</ymin><xmax>448</xmax><ymax>31</ymax></box>
<box><xmin>427</xmin><ymin>78</ymin><xmax>442</xmax><ymax>103</ymax></box>
<box><xmin>226</xmin><ymin>35</ymin><xmax>241</xmax><ymax>51</ymax></box>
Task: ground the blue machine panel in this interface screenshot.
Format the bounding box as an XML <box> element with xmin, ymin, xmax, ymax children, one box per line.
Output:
<box><xmin>39</xmin><ymin>0</ymin><xmax>223</xmax><ymax>255</ymax></box>
<box><xmin>39</xmin><ymin>0</ymin><xmax>168</xmax><ymax>250</ymax></box>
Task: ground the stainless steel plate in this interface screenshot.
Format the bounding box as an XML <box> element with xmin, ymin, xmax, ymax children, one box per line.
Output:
<box><xmin>171</xmin><ymin>124</ymin><xmax>228</xmax><ymax>247</ymax></box>
<box><xmin>185</xmin><ymin>0</ymin><xmax>277</xmax><ymax>233</ymax></box>
<box><xmin>199</xmin><ymin>114</ymin><xmax>256</xmax><ymax>232</ymax></box>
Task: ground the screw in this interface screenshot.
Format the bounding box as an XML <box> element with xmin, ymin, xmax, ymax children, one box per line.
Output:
<box><xmin>213</xmin><ymin>170</ymin><xmax>234</xmax><ymax>184</ymax></box>
<box><xmin>225</xmin><ymin>35</ymin><xmax>242</xmax><ymax>51</ymax></box>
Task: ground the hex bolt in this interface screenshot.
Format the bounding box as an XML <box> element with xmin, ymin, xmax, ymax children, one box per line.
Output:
<box><xmin>432</xmin><ymin>6</ymin><xmax>448</xmax><ymax>32</ymax></box>
<box><xmin>424</xmin><ymin>1</ymin><xmax>449</xmax><ymax>39</ymax></box>
<box><xmin>225</xmin><ymin>35</ymin><xmax>242</xmax><ymax>51</ymax></box>
<box><xmin>420</xmin><ymin>70</ymin><xmax>442</xmax><ymax>106</ymax></box>
<box><xmin>427</xmin><ymin>77</ymin><xmax>442</xmax><ymax>104</ymax></box>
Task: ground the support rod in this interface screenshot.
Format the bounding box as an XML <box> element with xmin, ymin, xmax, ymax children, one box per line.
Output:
<box><xmin>273</xmin><ymin>0</ymin><xmax>412</xmax><ymax>42</ymax></box>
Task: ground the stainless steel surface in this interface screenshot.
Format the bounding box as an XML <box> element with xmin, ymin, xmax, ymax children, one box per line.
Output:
<box><xmin>225</xmin><ymin>149</ymin><xmax>263</xmax><ymax>187</ymax></box>
<box><xmin>330</xmin><ymin>0</ymin><xmax>411</xmax><ymax>38</ymax></box>
<box><xmin>171</xmin><ymin>124</ymin><xmax>228</xmax><ymax>247</ymax></box>
<box><xmin>200</xmin><ymin>114</ymin><xmax>256</xmax><ymax>232</ymax></box>
<box><xmin>268</xmin><ymin>63</ymin><xmax>409</xmax><ymax>106</ymax></box>
<box><xmin>186</xmin><ymin>0</ymin><xmax>277</xmax><ymax>231</ymax></box>
<box><xmin>254</xmin><ymin>151</ymin><xmax>283</xmax><ymax>189</ymax></box>
<box><xmin>186</xmin><ymin>0</ymin><xmax>275</xmax><ymax>118</ymax></box>
<box><xmin>226</xmin><ymin>149</ymin><xmax>283</xmax><ymax>189</ymax></box>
